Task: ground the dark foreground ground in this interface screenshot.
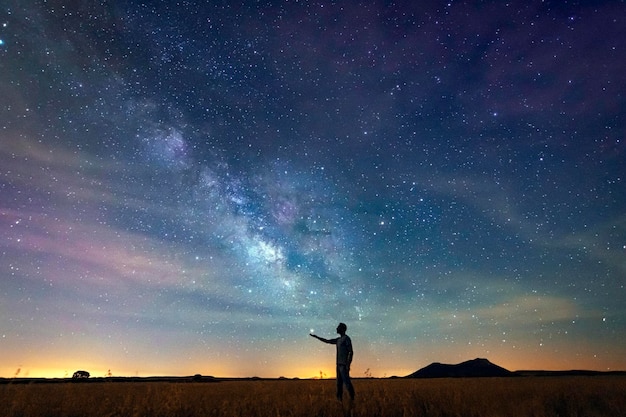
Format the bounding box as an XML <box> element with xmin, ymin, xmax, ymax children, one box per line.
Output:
<box><xmin>2</xmin><ymin>376</ymin><xmax>626</xmax><ymax>417</ymax></box>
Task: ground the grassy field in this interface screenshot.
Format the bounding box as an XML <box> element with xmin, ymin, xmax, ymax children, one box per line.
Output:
<box><xmin>3</xmin><ymin>376</ymin><xmax>626</xmax><ymax>417</ymax></box>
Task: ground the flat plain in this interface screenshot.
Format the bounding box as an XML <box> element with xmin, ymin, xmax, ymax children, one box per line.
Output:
<box><xmin>3</xmin><ymin>376</ymin><xmax>626</xmax><ymax>417</ymax></box>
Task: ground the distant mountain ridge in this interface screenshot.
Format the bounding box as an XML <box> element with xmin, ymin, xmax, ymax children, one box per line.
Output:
<box><xmin>406</xmin><ymin>358</ymin><xmax>514</xmax><ymax>378</ymax></box>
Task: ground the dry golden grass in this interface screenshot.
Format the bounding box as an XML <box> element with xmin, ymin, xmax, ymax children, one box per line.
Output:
<box><xmin>2</xmin><ymin>376</ymin><xmax>626</xmax><ymax>417</ymax></box>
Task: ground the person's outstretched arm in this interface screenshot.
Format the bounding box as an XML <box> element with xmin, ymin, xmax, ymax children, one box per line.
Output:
<box><xmin>310</xmin><ymin>333</ymin><xmax>333</xmax><ymax>344</ymax></box>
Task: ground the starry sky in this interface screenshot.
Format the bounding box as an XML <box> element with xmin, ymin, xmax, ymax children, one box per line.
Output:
<box><xmin>1</xmin><ymin>0</ymin><xmax>625</xmax><ymax>379</ymax></box>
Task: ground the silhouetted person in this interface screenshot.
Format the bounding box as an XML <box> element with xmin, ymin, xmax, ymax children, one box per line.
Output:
<box><xmin>310</xmin><ymin>322</ymin><xmax>355</xmax><ymax>402</ymax></box>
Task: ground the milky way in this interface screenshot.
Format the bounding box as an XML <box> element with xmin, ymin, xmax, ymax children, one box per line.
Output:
<box><xmin>1</xmin><ymin>1</ymin><xmax>624</xmax><ymax>378</ymax></box>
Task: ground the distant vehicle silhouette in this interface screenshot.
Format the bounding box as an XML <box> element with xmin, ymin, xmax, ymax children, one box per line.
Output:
<box><xmin>72</xmin><ymin>370</ymin><xmax>90</xmax><ymax>379</ymax></box>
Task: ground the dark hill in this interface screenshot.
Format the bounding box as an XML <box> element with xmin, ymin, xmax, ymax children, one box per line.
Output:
<box><xmin>406</xmin><ymin>358</ymin><xmax>514</xmax><ymax>378</ymax></box>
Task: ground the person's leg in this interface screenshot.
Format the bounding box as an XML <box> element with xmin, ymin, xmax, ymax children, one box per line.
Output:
<box><xmin>341</xmin><ymin>366</ymin><xmax>355</xmax><ymax>400</ymax></box>
<box><xmin>336</xmin><ymin>365</ymin><xmax>344</xmax><ymax>400</ymax></box>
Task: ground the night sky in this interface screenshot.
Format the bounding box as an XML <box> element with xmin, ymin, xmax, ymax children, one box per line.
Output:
<box><xmin>1</xmin><ymin>0</ymin><xmax>624</xmax><ymax>379</ymax></box>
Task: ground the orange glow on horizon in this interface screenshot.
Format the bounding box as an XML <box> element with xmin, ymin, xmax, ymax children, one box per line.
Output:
<box><xmin>3</xmin><ymin>342</ymin><xmax>625</xmax><ymax>379</ymax></box>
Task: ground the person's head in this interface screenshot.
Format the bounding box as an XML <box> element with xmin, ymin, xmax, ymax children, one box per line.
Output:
<box><xmin>336</xmin><ymin>322</ymin><xmax>347</xmax><ymax>335</ymax></box>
